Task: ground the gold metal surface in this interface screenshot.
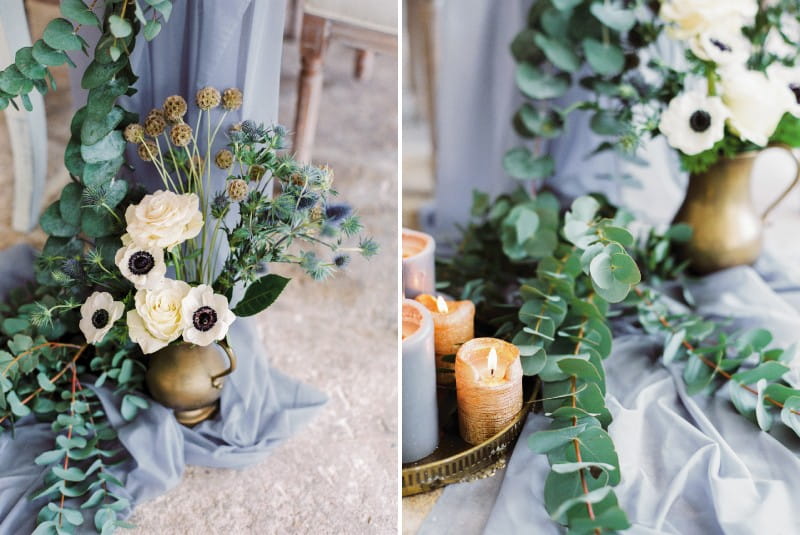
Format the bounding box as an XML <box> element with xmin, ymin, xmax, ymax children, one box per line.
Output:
<box><xmin>401</xmin><ymin>377</ymin><xmax>539</xmax><ymax>497</ymax></box>
<box><xmin>145</xmin><ymin>341</ymin><xmax>237</xmax><ymax>426</ymax></box>
<box><xmin>673</xmin><ymin>145</ymin><xmax>800</xmax><ymax>274</ymax></box>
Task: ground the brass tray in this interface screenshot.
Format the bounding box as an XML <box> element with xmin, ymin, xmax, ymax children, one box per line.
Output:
<box><xmin>402</xmin><ymin>377</ymin><xmax>540</xmax><ymax>496</ymax></box>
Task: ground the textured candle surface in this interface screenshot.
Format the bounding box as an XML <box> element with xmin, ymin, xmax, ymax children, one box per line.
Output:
<box><xmin>455</xmin><ymin>338</ymin><xmax>522</xmax><ymax>445</ymax></box>
<box><xmin>415</xmin><ymin>294</ymin><xmax>475</xmax><ymax>385</ymax></box>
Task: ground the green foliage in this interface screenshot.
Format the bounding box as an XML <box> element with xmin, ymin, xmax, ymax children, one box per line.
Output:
<box><xmin>233</xmin><ymin>274</ymin><xmax>291</xmax><ymax>317</ymax></box>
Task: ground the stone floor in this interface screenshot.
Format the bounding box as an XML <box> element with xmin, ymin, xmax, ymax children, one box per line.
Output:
<box><xmin>0</xmin><ymin>3</ymin><xmax>398</xmax><ymax>534</ymax></box>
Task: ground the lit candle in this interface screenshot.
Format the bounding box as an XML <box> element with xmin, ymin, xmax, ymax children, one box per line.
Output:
<box><xmin>402</xmin><ymin>228</ymin><xmax>435</xmax><ymax>298</ymax></box>
<box><xmin>415</xmin><ymin>294</ymin><xmax>475</xmax><ymax>386</ymax></box>
<box><xmin>402</xmin><ymin>299</ymin><xmax>439</xmax><ymax>462</ymax></box>
<box><xmin>455</xmin><ymin>338</ymin><xmax>523</xmax><ymax>445</ymax></box>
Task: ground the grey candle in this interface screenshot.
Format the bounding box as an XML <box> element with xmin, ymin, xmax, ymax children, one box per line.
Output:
<box><xmin>402</xmin><ymin>228</ymin><xmax>435</xmax><ymax>298</ymax></box>
<box><xmin>402</xmin><ymin>299</ymin><xmax>439</xmax><ymax>463</ymax></box>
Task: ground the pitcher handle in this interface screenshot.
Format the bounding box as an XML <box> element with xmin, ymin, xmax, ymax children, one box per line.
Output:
<box><xmin>211</xmin><ymin>339</ymin><xmax>237</xmax><ymax>389</ymax></box>
<box><xmin>761</xmin><ymin>143</ymin><xmax>800</xmax><ymax>221</ymax></box>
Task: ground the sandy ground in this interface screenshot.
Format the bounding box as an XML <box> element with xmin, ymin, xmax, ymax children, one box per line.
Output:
<box><xmin>0</xmin><ymin>3</ymin><xmax>398</xmax><ymax>534</ymax></box>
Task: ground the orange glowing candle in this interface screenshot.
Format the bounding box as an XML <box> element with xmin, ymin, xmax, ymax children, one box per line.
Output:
<box><xmin>415</xmin><ymin>294</ymin><xmax>475</xmax><ymax>385</ymax></box>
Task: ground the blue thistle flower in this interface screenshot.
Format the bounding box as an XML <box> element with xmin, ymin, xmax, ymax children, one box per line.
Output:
<box><xmin>325</xmin><ymin>203</ymin><xmax>352</xmax><ymax>224</ymax></box>
<box><xmin>333</xmin><ymin>254</ymin><xmax>351</xmax><ymax>268</ymax></box>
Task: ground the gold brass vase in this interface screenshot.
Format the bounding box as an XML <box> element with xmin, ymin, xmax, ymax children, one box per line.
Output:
<box><xmin>673</xmin><ymin>144</ymin><xmax>800</xmax><ymax>274</ymax></box>
<box><xmin>145</xmin><ymin>341</ymin><xmax>237</xmax><ymax>426</ymax></box>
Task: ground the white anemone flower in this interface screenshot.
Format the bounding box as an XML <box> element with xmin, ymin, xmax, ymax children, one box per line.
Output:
<box><xmin>767</xmin><ymin>63</ymin><xmax>800</xmax><ymax>118</ymax></box>
<box><xmin>79</xmin><ymin>291</ymin><xmax>124</xmax><ymax>345</ymax></box>
<box><xmin>181</xmin><ymin>284</ymin><xmax>236</xmax><ymax>347</ymax></box>
<box><xmin>721</xmin><ymin>68</ymin><xmax>796</xmax><ymax>146</ymax></box>
<box><xmin>690</xmin><ymin>29</ymin><xmax>751</xmax><ymax>66</ymax></box>
<box><xmin>660</xmin><ymin>0</ymin><xmax>757</xmax><ymax>39</ymax></box>
<box><xmin>115</xmin><ymin>235</ymin><xmax>166</xmax><ymax>289</ymax></box>
<box><xmin>659</xmin><ymin>91</ymin><xmax>729</xmax><ymax>155</ymax></box>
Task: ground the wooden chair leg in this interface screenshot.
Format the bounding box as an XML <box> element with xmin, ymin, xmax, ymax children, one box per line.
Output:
<box><xmin>294</xmin><ymin>14</ymin><xmax>330</xmax><ymax>163</ymax></box>
<box><xmin>354</xmin><ymin>49</ymin><xmax>375</xmax><ymax>81</ymax></box>
<box><xmin>284</xmin><ymin>0</ymin><xmax>304</xmax><ymax>40</ymax></box>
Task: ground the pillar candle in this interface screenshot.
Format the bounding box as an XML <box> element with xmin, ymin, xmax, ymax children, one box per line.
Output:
<box><xmin>415</xmin><ymin>294</ymin><xmax>475</xmax><ymax>386</ymax></box>
<box><xmin>402</xmin><ymin>299</ymin><xmax>439</xmax><ymax>462</ymax></box>
<box><xmin>402</xmin><ymin>228</ymin><xmax>435</xmax><ymax>298</ymax></box>
<box><xmin>455</xmin><ymin>338</ymin><xmax>523</xmax><ymax>445</ymax></box>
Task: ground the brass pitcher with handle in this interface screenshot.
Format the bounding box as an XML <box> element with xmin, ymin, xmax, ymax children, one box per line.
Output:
<box><xmin>673</xmin><ymin>144</ymin><xmax>800</xmax><ymax>274</ymax></box>
<box><xmin>146</xmin><ymin>340</ymin><xmax>237</xmax><ymax>426</ymax></box>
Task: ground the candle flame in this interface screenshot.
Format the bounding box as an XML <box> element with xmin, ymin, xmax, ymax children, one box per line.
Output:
<box><xmin>488</xmin><ymin>347</ymin><xmax>498</xmax><ymax>377</ymax></box>
<box><xmin>436</xmin><ymin>295</ymin><xmax>449</xmax><ymax>314</ymax></box>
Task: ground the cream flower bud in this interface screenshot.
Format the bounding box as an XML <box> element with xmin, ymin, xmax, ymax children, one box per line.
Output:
<box><xmin>721</xmin><ymin>69</ymin><xmax>795</xmax><ymax>146</ymax></box>
<box><xmin>127</xmin><ymin>279</ymin><xmax>191</xmax><ymax>354</ymax></box>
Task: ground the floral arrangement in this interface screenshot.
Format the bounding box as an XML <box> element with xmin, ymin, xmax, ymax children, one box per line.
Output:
<box><xmin>0</xmin><ymin>2</ymin><xmax>376</xmax><ymax>532</ymax></box>
<box><xmin>505</xmin><ymin>0</ymin><xmax>800</xmax><ymax>179</ymax></box>
<box><xmin>71</xmin><ymin>87</ymin><xmax>377</xmax><ymax>355</ymax></box>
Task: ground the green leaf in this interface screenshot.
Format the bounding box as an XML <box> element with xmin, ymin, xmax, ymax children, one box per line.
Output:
<box><xmin>503</xmin><ymin>148</ymin><xmax>554</xmax><ymax>180</ymax></box>
<box><xmin>53</xmin><ymin>465</ymin><xmax>86</xmax><ymax>482</ymax></box>
<box><xmin>730</xmin><ymin>380</ymin><xmax>757</xmax><ymax>417</ymax></box>
<box><xmin>7</xmin><ymin>391</ymin><xmax>31</xmax><ymax>417</ymax></box>
<box><xmin>553</xmin><ymin>0</ymin><xmax>582</xmax><ymax>9</ymax></box>
<box><xmin>81</xmin><ymin>208</ymin><xmax>117</xmax><ymax>238</ymax></box>
<box><xmin>40</xmin><ymin>201</ymin><xmax>79</xmax><ymax>237</ymax></box>
<box><xmin>732</xmin><ymin>361</ymin><xmax>789</xmax><ymax>385</ymax></box>
<box><xmin>610</xmin><ymin>253</ymin><xmax>640</xmax><ymax>284</ymax></box>
<box><xmin>517</xmin><ymin>104</ymin><xmax>564</xmax><ymax>139</ymax></box>
<box><xmin>521</xmin><ymin>346</ymin><xmax>547</xmax><ymax>375</ymax></box>
<box><xmin>665</xmin><ymin>223</ymin><xmax>692</xmax><ymax>242</ymax></box>
<box><xmin>32</xmin><ymin>40</ymin><xmax>69</xmax><ymax>67</ymax></box>
<box><xmin>582</xmin><ymin>38</ymin><xmax>625</xmax><ymax>77</ymax></box>
<box><xmin>590</xmin><ymin>110</ymin><xmax>627</xmax><ymax>136</ymax></box>
<box><xmin>570</xmin><ymin>196</ymin><xmax>600</xmax><ymax>222</ymax></box>
<box><xmin>108</xmin><ymin>15</ymin><xmax>133</xmax><ymax>38</ymax></box>
<box><xmin>15</xmin><ymin>47</ymin><xmax>47</xmax><ymax>80</ymax></box>
<box><xmin>61</xmin><ymin>0</ymin><xmax>100</xmax><ymax>26</ymax></box>
<box><xmin>735</xmin><ymin>328</ymin><xmax>773</xmax><ymax>354</ymax></box>
<box><xmin>589</xmin><ymin>2</ymin><xmax>636</xmax><ymax>33</ymax></box>
<box><xmin>0</xmin><ymin>66</ymin><xmax>31</xmax><ymax>95</ymax></box>
<box><xmin>589</xmin><ymin>252</ymin><xmax>614</xmax><ymax>289</ymax></box>
<box><xmin>528</xmin><ymin>424</ymin><xmax>586</xmax><ymax>453</ymax></box>
<box><xmin>2</xmin><ymin>317</ymin><xmax>29</xmax><ymax>335</ymax></box>
<box><xmin>37</xmin><ymin>372</ymin><xmax>56</xmax><ymax>392</ymax></box>
<box><xmin>233</xmin><ymin>274</ymin><xmax>291</xmax><ymax>316</ymax></box>
<box><xmin>516</xmin><ymin>63</ymin><xmax>570</xmax><ymax>99</ymax></box>
<box><xmin>515</xmin><ymin>207</ymin><xmax>540</xmax><ymax>244</ymax></box>
<box><xmin>81</xmin><ymin>130</ymin><xmax>125</xmax><ymax>163</ymax></box>
<box><xmin>601</xmin><ymin>226</ymin><xmax>633</xmax><ymax>247</ymax></box>
<box><xmin>43</xmin><ymin>18</ymin><xmax>82</xmax><ymax>51</ymax></box>
<box><xmin>81</xmin><ymin>59</ymin><xmax>127</xmax><ymax>91</ymax></box>
<box><xmin>104</xmin><ymin>180</ymin><xmax>129</xmax><ymax>208</ymax></box>
<box><xmin>83</xmin><ymin>157</ymin><xmax>124</xmax><ymax>187</ymax></box>
<box><xmin>591</xmin><ymin>277</ymin><xmax>630</xmax><ymax>303</ymax></box>
<box><xmin>550</xmin><ymin>485</ymin><xmax>613</xmax><ymax>521</ymax></box>
<box><xmin>35</xmin><ymin>449</ymin><xmax>66</xmax><ymax>465</ymax></box>
<box><xmin>64</xmin><ymin>138</ymin><xmax>86</xmax><ymax>176</ymax></box>
<box><xmin>663</xmin><ymin>329</ymin><xmax>686</xmax><ymax>365</ymax></box>
<box><xmin>755</xmin><ymin>379</ymin><xmax>772</xmax><ymax>431</ymax></box>
<box><xmin>143</xmin><ymin>20</ymin><xmax>162</xmax><ymax>40</ymax></box>
<box><xmin>780</xmin><ymin>396</ymin><xmax>800</xmax><ymax>437</ymax></box>
<box><xmin>59</xmin><ymin>182</ymin><xmax>83</xmax><ymax>226</ymax></box>
<box><xmin>557</xmin><ymin>357</ymin><xmax>602</xmax><ymax>383</ymax></box>
<box><xmin>534</xmin><ymin>33</ymin><xmax>580</xmax><ymax>72</ymax></box>
<box><xmin>81</xmin><ymin>105</ymin><xmax>125</xmax><ymax>145</ymax></box>
<box><xmin>31</xmin><ymin>521</ymin><xmax>58</xmax><ymax>535</ymax></box>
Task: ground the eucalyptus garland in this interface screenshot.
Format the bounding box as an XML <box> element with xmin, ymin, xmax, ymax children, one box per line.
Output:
<box><xmin>440</xmin><ymin>189</ymin><xmax>800</xmax><ymax>533</ymax></box>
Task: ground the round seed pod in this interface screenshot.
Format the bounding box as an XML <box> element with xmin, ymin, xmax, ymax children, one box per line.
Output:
<box><xmin>290</xmin><ymin>172</ymin><xmax>307</xmax><ymax>187</ymax></box>
<box><xmin>248</xmin><ymin>165</ymin><xmax>266</xmax><ymax>182</ymax></box>
<box><xmin>163</xmin><ymin>95</ymin><xmax>188</xmax><ymax>122</ymax></box>
<box><xmin>222</xmin><ymin>88</ymin><xmax>243</xmax><ymax>111</ymax></box>
<box><xmin>137</xmin><ymin>140</ymin><xmax>158</xmax><ymax>161</ymax></box>
<box><xmin>310</xmin><ymin>205</ymin><xmax>324</xmax><ymax>222</ymax></box>
<box><xmin>144</xmin><ymin>109</ymin><xmax>167</xmax><ymax>137</ymax></box>
<box><xmin>170</xmin><ymin>123</ymin><xmax>193</xmax><ymax>147</ymax></box>
<box><xmin>226</xmin><ymin>179</ymin><xmax>249</xmax><ymax>202</ymax></box>
<box><xmin>124</xmin><ymin>123</ymin><xmax>145</xmax><ymax>143</ymax></box>
<box><xmin>228</xmin><ymin>122</ymin><xmax>242</xmax><ymax>133</ymax></box>
<box><xmin>196</xmin><ymin>86</ymin><xmax>221</xmax><ymax>110</ymax></box>
<box><xmin>214</xmin><ymin>149</ymin><xmax>234</xmax><ymax>169</ymax></box>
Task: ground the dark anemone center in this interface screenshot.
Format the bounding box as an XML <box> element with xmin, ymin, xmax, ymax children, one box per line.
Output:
<box><xmin>192</xmin><ymin>306</ymin><xmax>218</xmax><ymax>332</ymax></box>
<box><xmin>709</xmin><ymin>38</ymin><xmax>731</xmax><ymax>52</ymax></box>
<box><xmin>790</xmin><ymin>84</ymin><xmax>800</xmax><ymax>105</ymax></box>
<box><xmin>128</xmin><ymin>251</ymin><xmax>155</xmax><ymax>275</ymax></box>
<box><xmin>91</xmin><ymin>309</ymin><xmax>109</xmax><ymax>329</ymax></box>
<box><xmin>689</xmin><ymin>110</ymin><xmax>712</xmax><ymax>133</ymax></box>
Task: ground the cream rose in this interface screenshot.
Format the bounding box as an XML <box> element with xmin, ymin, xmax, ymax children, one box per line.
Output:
<box><xmin>127</xmin><ymin>279</ymin><xmax>191</xmax><ymax>354</ymax></box>
<box><xmin>721</xmin><ymin>68</ymin><xmax>796</xmax><ymax>146</ymax></box>
<box><xmin>660</xmin><ymin>0</ymin><xmax>757</xmax><ymax>39</ymax></box>
<box><xmin>125</xmin><ymin>190</ymin><xmax>203</xmax><ymax>250</ymax></box>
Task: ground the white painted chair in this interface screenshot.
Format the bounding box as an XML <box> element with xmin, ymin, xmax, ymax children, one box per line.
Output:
<box><xmin>0</xmin><ymin>0</ymin><xmax>47</xmax><ymax>232</ymax></box>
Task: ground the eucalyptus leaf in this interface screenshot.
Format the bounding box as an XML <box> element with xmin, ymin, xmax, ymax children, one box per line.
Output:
<box><xmin>516</xmin><ymin>63</ymin><xmax>570</xmax><ymax>100</ymax></box>
<box><xmin>7</xmin><ymin>391</ymin><xmax>31</xmax><ymax>417</ymax></box>
<box><xmin>61</xmin><ymin>0</ymin><xmax>100</xmax><ymax>26</ymax></box>
<box><xmin>663</xmin><ymin>329</ymin><xmax>686</xmax><ymax>365</ymax></box>
<box><xmin>108</xmin><ymin>15</ymin><xmax>133</xmax><ymax>38</ymax></box>
<box><xmin>83</xmin><ymin>157</ymin><xmax>124</xmax><ymax>187</ymax></box>
<box><xmin>32</xmin><ymin>40</ymin><xmax>69</xmax><ymax>67</ymax></box>
<box><xmin>80</xmin><ymin>130</ymin><xmax>125</xmax><ymax>163</ymax></box>
<box><xmin>589</xmin><ymin>2</ymin><xmax>636</xmax><ymax>33</ymax></box>
<box><xmin>780</xmin><ymin>396</ymin><xmax>800</xmax><ymax>437</ymax></box>
<box><xmin>755</xmin><ymin>379</ymin><xmax>773</xmax><ymax>431</ymax></box>
<box><xmin>610</xmin><ymin>253</ymin><xmax>640</xmax><ymax>284</ymax></box>
<box><xmin>81</xmin><ymin>208</ymin><xmax>118</xmax><ymax>238</ymax></box>
<box><xmin>59</xmin><ymin>182</ymin><xmax>83</xmax><ymax>226</ymax></box>
<box><xmin>15</xmin><ymin>47</ymin><xmax>47</xmax><ymax>80</ymax></box>
<box><xmin>503</xmin><ymin>148</ymin><xmax>554</xmax><ymax>180</ymax></box>
<box><xmin>40</xmin><ymin>202</ymin><xmax>79</xmax><ymax>237</ymax></box>
<box><xmin>42</xmin><ymin>18</ymin><xmax>82</xmax><ymax>51</ymax></box>
<box><xmin>582</xmin><ymin>38</ymin><xmax>625</xmax><ymax>76</ymax></box>
<box><xmin>528</xmin><ymin>424</ymin><xmax>586</xmax><ymax>454</ymax></box>
<box><xmin>534</xmin><ymin>33</ymin><xmax>580</xmax><ymax>73</ymax></box>
<box><xmin>732</xmin><ymin>361</ymin><xmax>789</xmax><ymax>385</ymax></box>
